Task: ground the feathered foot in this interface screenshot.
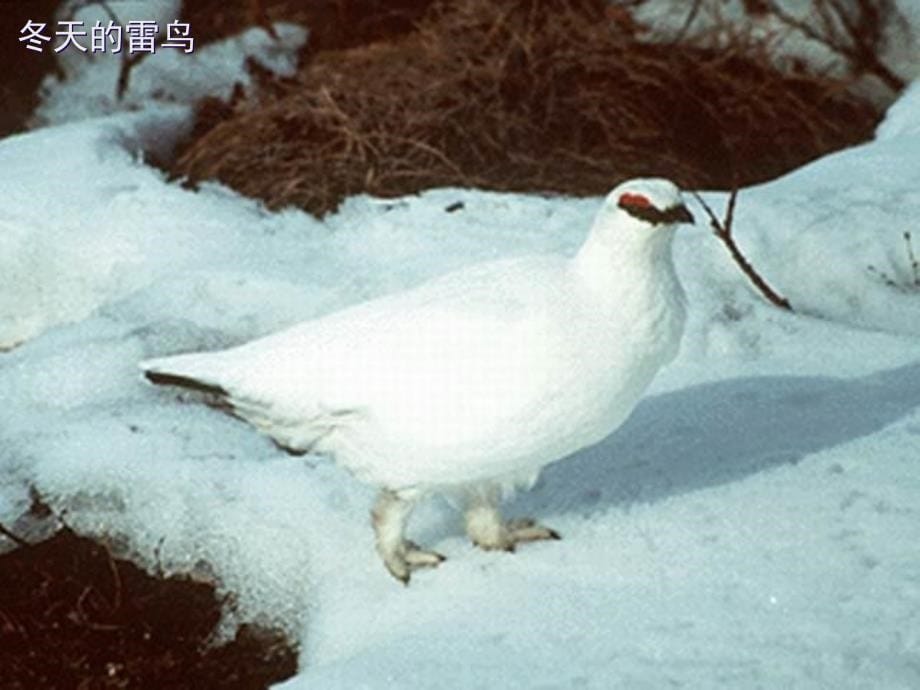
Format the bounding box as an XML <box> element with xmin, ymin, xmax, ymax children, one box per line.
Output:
<box><xmin>465</xmin><ymin>491</ymin><xmax>560</xmax><ymax>552</ymax></box>
<box><xmin>372</xmin><ymin>489</ymin><xmax>445</xmax><ymax>584</ymax></box>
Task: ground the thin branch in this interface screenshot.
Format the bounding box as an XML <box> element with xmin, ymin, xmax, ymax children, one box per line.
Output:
<box><xmin>105</xmin><ymin>542</ymin><xmax>123</xmax><ymax>610</ymax></box>
<box><xmin>764</xmin><ymin>0</ymin><xmax>905</xmax><ymax>92</ymax></box>
<box><xmin>83</xmin><ymin>0</ymin><xmax>138</xmax><ymax>100</ymax></box>
<box><xmin>250</xmin><ymin>0</ymin><xmax>280</xmax><ymax>40</ymax></box>
<box><xmin>693</xmin><ymin>189</ymin><xmax>793</xmax><ymax>311</ymax></box>
<box><xmin>87</xmin><ymin>0</ymin><xmax>170</xmax><ymax>101</ymax></box>
<box><xmin>0</xmin><ymin>522</ymin><xmax>30</xmax><ymax>548</ymax></box>
<box><xmin>672</xmin><ymin>0</ymin><xmax>704</xmax><ymax>44</ymax></box>
<box><xmin>904</xmin><ymin>231</ymin><xmax>919</xmax><ymax>287</ymax></box>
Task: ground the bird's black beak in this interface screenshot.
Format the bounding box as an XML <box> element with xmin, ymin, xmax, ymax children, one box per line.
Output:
<box><xmin>670</xmin><ymin>203</ymin><xmax>695</xmax><ymax>225</ymax></box>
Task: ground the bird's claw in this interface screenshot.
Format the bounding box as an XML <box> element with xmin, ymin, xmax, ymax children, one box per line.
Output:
<box><xmin>384</xmin><ymin>540</ymin><xmax>446</xmax><ymax>584</ymax></box>
<box><xmin>473</xmin><ymin>517</ymin><xmax>561</xmax><ymax>552</ymax></box>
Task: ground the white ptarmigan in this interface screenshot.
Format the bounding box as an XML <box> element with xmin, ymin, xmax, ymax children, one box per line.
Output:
<box><xmin>141</xmin><ymin>178</ymin><xmax>694</xmax><ymax>583</ymax></box>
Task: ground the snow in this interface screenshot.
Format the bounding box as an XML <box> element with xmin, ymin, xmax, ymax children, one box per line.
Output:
<box><xmin>877</xmin><ymin>79</ymin><xmax>920</xmax><ymax>141</ymax></box>
<box><xmin>688</xmin><ymin>136</ymin><xmax>920</xmax><ymax>339</ymax></box>
<box><xmin>2</xmin><ymin>16</ymin><xmax>920</xmax><ymax>690</ymax></box>
<box><xmin>33</xmin><ymin>3</ymin><xmax>306</xmax><ymax>128</ymax></box>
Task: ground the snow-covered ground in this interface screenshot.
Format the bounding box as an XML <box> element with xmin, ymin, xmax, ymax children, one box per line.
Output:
<box><xmin>3</xmin><ymin>12</ymin><xmax>920</xmax><ymax>690</ymax></box>
<box><xmin>32</xmin><ymin>0</ymin><xmax>307</xmax><ymax>127</ymax></box>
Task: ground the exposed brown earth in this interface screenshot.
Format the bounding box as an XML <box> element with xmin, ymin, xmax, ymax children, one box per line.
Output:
<box><xmin>0</xmin><ymin>527</ymin><xmax>297</xmax><ymax>690</ymax></box>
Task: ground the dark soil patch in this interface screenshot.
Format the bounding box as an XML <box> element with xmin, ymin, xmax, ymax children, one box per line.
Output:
<box><xmin>0</xmin><ymin>528</ymin><xmax>297</xmax><ymax>690</ymax></box>
<box><xmin>170</xmin><ymin>0</ymin><xmax>883</xmax><ymax>217</ymax></box>
<box><xmin>0</xmin><ymin>0</ymin><xmax>61</xmax><ymax>137</ymax></box>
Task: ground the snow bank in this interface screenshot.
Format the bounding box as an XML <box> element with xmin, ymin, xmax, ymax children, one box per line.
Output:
<box><xmin>0</xmin><ymin>107</ymin><xmax>299</xmax><ymax>349</ymax></box>
<box><xmin>877</xmin><ymin>79</ymin><xmax>920</xmax><ymax>141</ymax></box>
<box><xmin>693</xmin><ymin>95</ymin><xmax>920</xmax><ymax>340</ymax></box>
<box><xmin>34</xmin><ymin>1</ymin><xmax>306</xmax><ymax>127</ymax></box>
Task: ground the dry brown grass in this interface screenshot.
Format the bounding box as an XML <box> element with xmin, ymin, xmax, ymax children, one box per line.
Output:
<box><xmin>171</xmin><ymin>0</ymin><xmax>882</xmax><ymax>216</ymax></box>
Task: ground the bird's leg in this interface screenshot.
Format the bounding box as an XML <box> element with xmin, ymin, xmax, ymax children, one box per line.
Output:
<box><xmin>464</xmin><ymin>484</ymin><xmax>561</xmax><ymax>552</ymax></box>
<box><xmin>371</xmin><ymin>488</ymin><xmax>445</xmax><ymax>584</ymax></box>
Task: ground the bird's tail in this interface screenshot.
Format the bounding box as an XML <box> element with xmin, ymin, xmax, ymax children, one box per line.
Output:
<box><xmin>140</xmin><ymin>354</ymin><xmax>230</xmax><ymax>398</ymax></box>
<box><xmin>141</xmin><ymin>354</ymin><xmax>312</xmax><ymax>456</ymax></box>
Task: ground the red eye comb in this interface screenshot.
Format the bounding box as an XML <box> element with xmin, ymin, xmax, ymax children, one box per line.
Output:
<box><xmin>618</xmin><ymin>193</ymin><xmax>652</xmax><ymax>208</ymax></box>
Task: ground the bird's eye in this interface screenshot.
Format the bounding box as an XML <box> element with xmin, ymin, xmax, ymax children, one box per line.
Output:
<box><xmin>618</xmin><ymin>193</ymin><xmax>666</xmax><ymax>223</ymax></box>
<box><xmin>617</xmin><ymin>193</ymin><xmax>653</xmax><ymax>209</ymax></box>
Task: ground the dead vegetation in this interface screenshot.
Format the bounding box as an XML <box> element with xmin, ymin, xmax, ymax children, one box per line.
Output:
<box><xmin>0</xmin><ymin>516</ymin><xmax>297</xmax><ymax>689</ymax></box>
<box><xmin>759</xmin><ymin>0</ymin><xmax>907</xmax><ymax>92</ymax></box>
<box><xmin>694</xmin><ymin>187</ymin><xmax>792</xmax><ymax>310</ymax></box>
<box><xmin>867</xmin><ymin>231</ymin><xmax>920</xmax><ymax>292</ymax></box>
<box><xmin>169</xmin><ymin>0</ymin><xmax>884</xmax><ymax>216</ymax></box>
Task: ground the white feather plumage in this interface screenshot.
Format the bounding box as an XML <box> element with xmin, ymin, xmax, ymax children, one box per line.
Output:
<box><xmin>141</xmin><ymin>177</ymin><xmax>694</xmax><ymax>582</ymax></box>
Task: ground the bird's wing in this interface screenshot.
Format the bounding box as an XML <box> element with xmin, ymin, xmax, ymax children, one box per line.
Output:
<box><xmin>142</xmin><ymin>255</ymin><xmax>570</xmax><ymax>449</ymax></box>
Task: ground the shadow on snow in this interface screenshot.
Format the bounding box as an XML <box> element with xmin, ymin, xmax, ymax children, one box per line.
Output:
<box><xmin>512</xmin><ymin>361</ymin><xmax>920</xmax><ymax>518</ymax></box>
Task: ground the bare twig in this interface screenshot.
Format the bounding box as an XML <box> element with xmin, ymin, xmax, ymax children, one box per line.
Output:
<box><xmin>153</xmin><ymin>535</ymin><xmax>167</xmax><ymax>579</ymax></box>
<box><xmin>0</xmin><ymin>522</ymin><xmax>30</xmax><ymax>548</ymax></box>
<box><xmin>78</xmin><ymin>0</ymin><xmax>139</xmax><ymax>100</ymax></box>
<box><xmin>764</xmin><ymin>0</ymin><xmax>905</xmax><ymax>92</ymax></box>
<box><xmin>868</xmin><ymin>231</ymin><xmax>920</xmax><ymax>290</ymax></box>
<box><xmin>105</xmin><ymin>543</ymin><xmax>123</xmax><ymax>610</ymax></box>
<box><xmin>672</xmin><ymin>0</ymin><xmax>704</xmax><ymax>43</ymax></box>
<box><xmin>86</xmin><ymin>0</ymin><xmax>172</xmax><ymax>100</ymax></box>
<box><xmin>694</xmin><ymin>189</ymin><xmax>793</xmax><ymax>310</ymax></box>
<box><xmin>250</xmin><ymin>0</ymin><xmax>280</xmax><ymax>40</ymax></box>
<box><xmin>75</xmin><ymin>585</ymin><xmax>122</xmax><ymax>631</ymax></box>
<box><xmin>904</xmin><ymin>231</ymin><xmax>919</xmax><ymax>287</ymax></box>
